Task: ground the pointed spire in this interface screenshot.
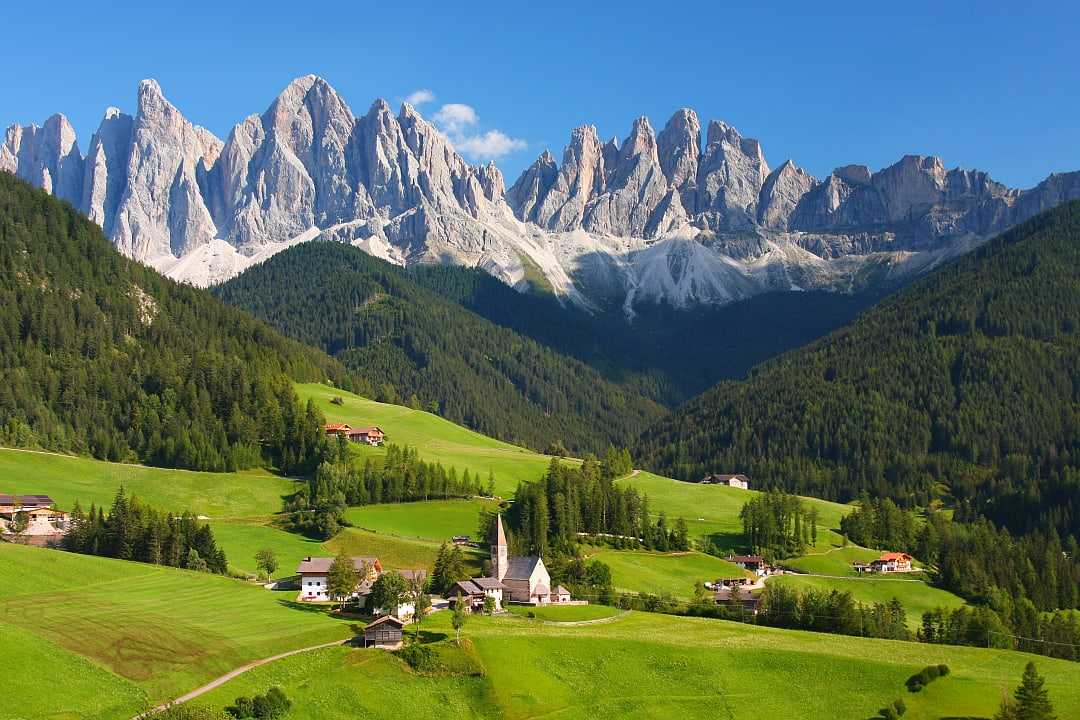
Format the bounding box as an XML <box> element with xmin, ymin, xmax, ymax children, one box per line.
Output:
<box><xmin>495</xmin><ymin>514</ymin><xmax>507</xmax><ymax>546</ymax></box>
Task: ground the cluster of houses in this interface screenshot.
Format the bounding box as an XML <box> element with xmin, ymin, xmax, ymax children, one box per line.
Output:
<box><xmin>698</xmin><ymin>474</ymin><xmax>750</xmax><ymax>490</ymax></box>
<box><xmin>0</xmin><ymin>494</ymin><xmax>69</xmax><ymax>546</ymax></box>
<box><xmin>323</xmin><ymin>423</ymin><xmax>386</xmax><ymax>446</ymax></box>
<box><xmin>296</xmin><ymin>515</ymin><xmax>577</xmax><ymax>649</ymax></box>
<box><xmin>853</xmin><ymin>551</ymin><xmax>914</xmax><ymax>574</ymax></box>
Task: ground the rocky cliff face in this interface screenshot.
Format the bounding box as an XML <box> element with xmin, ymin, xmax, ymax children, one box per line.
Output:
<box><xmin>5</xmin><ymin>77</ymin><xmax>1080</xmax><ymax>315</ymax></box>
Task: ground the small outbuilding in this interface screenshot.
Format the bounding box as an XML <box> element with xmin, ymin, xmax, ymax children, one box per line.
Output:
<box><xmin>362</xmin><ymin>615</ymin><xmax>405</xmax><ymax>649</ymax></box>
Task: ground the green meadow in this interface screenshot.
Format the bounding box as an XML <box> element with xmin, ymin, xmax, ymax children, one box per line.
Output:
<box><xmin>768</xmin><ymin>573</ymin><xmax>968</xmax><ymax>627</ymax></box>
<box><xmin>326</xmin><ymin>527</ymin><xmax>486</xmax><ymax>576</ymax></box>
<box><xmin>0</xmin><ymin>447</ymin><xmax>297</xmax><ymax>519</ymax></box>
<box><xmin>618</xmin><ymin>470</ymin><xmax>851</xmax><ymax>549</ymax></box>
<box><xmin>782</xmin><ymin>545</ymin><xmax>888</xmax><ymax>576</ymax></box>
<box><xmin>590</xmin><ymin>548</ymin><xmax>748</xmax><ymax>599</ymax></box>
<box><xmin>0</xmin><ymin>621</ymin><xmax>147</xmax><ymax>720</ymax></box>
<box><xmin>345</xmin><ymin>498</ymin><xmax>499</xmax><ymax>543</ymax></box>
<box><xmin>506</xmin><ymin>603</ymin><xmax>623</xmax><ymax>622</ymax></box>
<box><xmin>193</xmin><ymin>610</ymin><xmax>1080</xmax><ymax>720</ymax></box>
<box><xmin>296</xmin><ymin>382</ymin><xmax>563</xmax><ymax>493</ymax></box>
<box><xmin>0</xmin><ymin>543</ymin><xmax>351</xmax><ymax>703</ymax></box>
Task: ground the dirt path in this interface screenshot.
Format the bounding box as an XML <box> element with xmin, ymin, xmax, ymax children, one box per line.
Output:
<box><xmin>134</xmin><ymin>639</ymin><xmax>348</xmax><ymax>718</ymax></box>
<box><xmin>540</xmin><ymin>610</ymin><xmax>631</xmax><ymax>627</ymax></box>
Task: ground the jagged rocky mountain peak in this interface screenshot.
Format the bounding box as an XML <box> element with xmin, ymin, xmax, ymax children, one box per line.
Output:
<box><xmin>5</xmin><ymin>83</ymin><xmax>1080</xmax><ymax>315</ymax></box>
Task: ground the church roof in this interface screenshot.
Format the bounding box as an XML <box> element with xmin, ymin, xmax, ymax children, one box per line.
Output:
<box><xmin>504</xmin><ymin>555</ymin><xmax>541</xmax><ymax>580</ymax></box>
<box><xmin>495</xmin><ymin>514</ymin><xmax>507</xmax><ymax>546</ymax></box>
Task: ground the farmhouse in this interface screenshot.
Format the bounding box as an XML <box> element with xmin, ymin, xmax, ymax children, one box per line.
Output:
<box><xmin>699</xmin><ymin>474</ymin><xmax>750</xmax><ymax>490</ymax></box>
<box><xmin>323</xmin><ymin>424</ymin><xmax>386</xmax><ymax>446</ymax></box>
<box><xmin>855</xmin><ymin>552</ymin><xmax>914</xmax><ymax>574</ymax></box>
<box><xmin>450</xmin><ymin>577</ymin><xmax>506</xmax><ymax>612</ymax></box>
<box><xmin>296</xmin><ymin>555</ymin><xmax>382</xmax><ymax>601</ymax></box>
<box><xmin>714</xmin><ymin>586</ymin><xmax>760</xmax><ymax>613</ymax></box>
<box><xmin>0</xmin><ymin>494</ymin><xmax>57</xmax><ymax>513</ymax></box>
<box><xmin>362</xmin><ymin>615</ymin><xmax>404</xmax><ymax>650</ymax></box>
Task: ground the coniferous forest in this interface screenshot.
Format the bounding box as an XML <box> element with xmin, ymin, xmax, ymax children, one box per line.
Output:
<box><xmin>0</xmin><ymin>174</ymin><xmax>352</xmax><ymax>474</ymax></box>
<box><xmin>640</xmin><ymin>200</ymin><xmax>1080</xmax><ymax>545</ymax></box>
<box><xmin>215</xmin><ymin>241</ymin><xmax>667</xmax><ymax>454</ymax></box>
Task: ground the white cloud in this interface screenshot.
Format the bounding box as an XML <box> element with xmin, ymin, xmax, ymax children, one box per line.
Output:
<box><xmin>455</xmin><ymin>130</ymin><xmax>528</xmax><ymax>161</ymax></box>
<box><xmin>432</xmin><ymin>103</ymin><xmax>478</xmax><ymax>135</ymax></box>
<box><xmin>404</xmin><ymin>88</ymin><xmax>435</xmax><ymax>106</ymax></box>
<box><xmin>431</xmin><ymin>102</ymin><xmax>526</xmax><ymax>161</ymax></box>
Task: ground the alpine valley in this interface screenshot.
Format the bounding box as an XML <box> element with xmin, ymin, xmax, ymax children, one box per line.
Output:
<box><xmin>5</xmin><ymin>74</ymin><xmax>1080</xmax><ymax>314</ymax></box>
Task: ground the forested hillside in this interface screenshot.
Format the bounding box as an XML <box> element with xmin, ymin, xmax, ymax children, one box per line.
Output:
<box><xmin>409</xmin><ymin>264</ymin><xmax>875</xmax><ymax>404</ymax></box>
<box><xmin>640</xmin><ymin>200</ymin><xmax>1080</xmax><ymax>541</ymax></box>
<box><xmin>216</xmin><ymin>242</ymin><xmax>666</xmax><ymax>454</ymax></box>
<box><xmin>0</xmin><ymin>174</ymin><xmax>351</xmax><ymax>473</ymax></box>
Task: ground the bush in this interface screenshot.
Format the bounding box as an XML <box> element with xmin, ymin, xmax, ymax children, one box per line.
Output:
<box><xmin>396</xmin><ymin>643</ymin><xmax>439</xmax><ymax>672</ymax></box>
<box><xmin>226</xmin><ymin>687</ymin><xmax>290</xmax><ymax>719</ymax></box>
<box><xmin>893</xmin><ymin>698</ymin><xmax>907</xmax><ymax>716</ymax></box>
<box><xmin>906</xmin><ymin>665</ymin><xmax>947</xmax><ymax>692</ymax></box>
<box><xmin>527</xmin><ymin>611</ymin><xmax>536</xmax><ymax>619</ymax></box>
<box><xmin>878</xmin><ymin>707</ymin><xmax>898</xmax><ymax>720</ymax></box>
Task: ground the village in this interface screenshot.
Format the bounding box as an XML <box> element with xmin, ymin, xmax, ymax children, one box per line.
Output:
<box><xmin>2</xmin><ymin>435</ymin><xmax>920</xmax><ymax>650</ymax></box>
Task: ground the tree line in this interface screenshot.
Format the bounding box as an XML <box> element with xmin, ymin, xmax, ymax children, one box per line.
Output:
<box><xmin>62</xmin><ymin>487</ymin><xmax>227</xmax><ymax>573</ymax></box>
<box><xmin>283</xmin><ymin>441</ymin><xmax>489</xmax><ymax>539</ymax></box>
<box><xmin>739</xmin><ymin>489</ymin><xmax>819</xmax><ymax>560</ymax></box>
<box><xmin>502</xmin><ymin>452</ymin><xmax>690</xmax><ymax>558</ymax></box>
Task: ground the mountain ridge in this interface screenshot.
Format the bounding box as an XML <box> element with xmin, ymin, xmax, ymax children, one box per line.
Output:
<box><xmin>5</xmin><ymin>75</ymin><xmax>1080</xmax><ymax>313</ymax></box>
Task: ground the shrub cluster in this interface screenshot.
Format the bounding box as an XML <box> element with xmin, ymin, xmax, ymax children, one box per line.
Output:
<box><xmin>877</xmin><ymin>698</ymin><xmax>907</xmax><ymax>719</ymax></box>
<box><xmin>906</xmin><ymin>664</ymin><xmax>950</xmax><ymax>692</ymax></box>
<box><xmin>226</xmin><ymin>687</ymin><xmax>290</xmax><ymax>719</ymax></box>
<box><xmin>396</xmin><ymin>644</ymin><xmax>439</xmax><ymax>673</ymax></box>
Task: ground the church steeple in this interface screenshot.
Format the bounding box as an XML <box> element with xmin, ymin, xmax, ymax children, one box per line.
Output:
<box><xmin>492</xmin><ymin>514</ymin><xmax>509</xmax><ymax>581</ymax></box>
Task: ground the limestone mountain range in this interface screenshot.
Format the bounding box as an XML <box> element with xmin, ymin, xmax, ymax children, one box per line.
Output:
<box><xmin>4</xmin><ymin>75</ymin><xmax>1079</xmax><ymax>313</ymax></box>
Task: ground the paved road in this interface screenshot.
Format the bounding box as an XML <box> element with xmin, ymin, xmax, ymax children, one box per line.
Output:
<box><xmin>133</xmin><ymin>638</ymin><xmax>348</xmax><ymax>718</ymax></box>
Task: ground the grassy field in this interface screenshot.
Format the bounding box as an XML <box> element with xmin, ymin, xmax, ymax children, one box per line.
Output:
<box><xmin>0</xmin><ymin>543</ymin><xmax>351</xmax><ymax>702</ymax></box>
<box><xmin>1</xmin><ymin>621</ymin><xmax>148</xmax><ymax>720</ymax></box>
<box><xmin>768</xmin><ymin>574</ymin><xmax>968</xmax><ymax>628</ymax></box>
<box><xmin>590</xmin><ymin>548</ymin><xmax>748</xmax><ymax>599</ymax></box>
<box><xmin>209</xmin><ymin>521</ymin><xmax>326</xmax><ymax>578</ymax></box>
<box><xmin>0</xmin><ymin>447</ymin><xmax>298</xmax><ymax>519</ymax></box>
<box><xmin>296</xmin><ymin>382</ymin><xmax>563</xmax><ymax>493</ymax></box>
<box><xmin>618</xmin><ymin>471</ymin><xmax>851</xmax><ymax>550</ymax></box>
<box><xmin>345</xmin><ymin>498</ymin><xmax>499</xmax><ymax>543</ymax></box>
<box><xmin>326</xmin><ymin>527</ymin><xmax>486</xmax><ymax>576</ymax></box>
<box><xmin>507</xmin><ymin>604</ymin><xmax>623</xmax><ymax>622</ymax></box>
<box><xmin>193</xmin><ymin>610</ymin><xmax>1080</xmax><ymax>720</ymax></box>
<box><xmin>781</xmin><ymin>546</ymin><xmax>884</xmax><ymax>576</ymax></box>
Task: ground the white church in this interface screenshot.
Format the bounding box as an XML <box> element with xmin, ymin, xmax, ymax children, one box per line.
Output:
<box><xmin>452</xmin><ymin>515</ymin><xmax>572</xmax><ymax>610</ymax></box>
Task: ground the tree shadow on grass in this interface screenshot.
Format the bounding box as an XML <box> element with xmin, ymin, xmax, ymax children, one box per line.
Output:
<box><xmin>415</xmin><ymin>630</ymin><xmax>449</xmax><ymax>643</ymax></box>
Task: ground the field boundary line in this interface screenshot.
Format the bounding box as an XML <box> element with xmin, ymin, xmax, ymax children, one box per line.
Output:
<box><xmin>133</xmin><ymin>638</ymin><xmax>348</xmax><ymax>718</ymax></box>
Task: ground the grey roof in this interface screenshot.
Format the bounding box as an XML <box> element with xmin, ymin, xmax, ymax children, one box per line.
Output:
<box><xmin>399</xmin><ymin>569</ymin><xmax>426</xmax><ymax>581</ymax></box>
<box><xmin>0</xmin><ymin>494</ymin><xmax>54</xmax><ymax>507</ymax></box>
<box><xmin>452</xmin><ymin>580</ymin><xmax>483</xmax><ymax>595</ymax></box>
<box><xmin>364</xmin><ymin>615</ymin><xmax>405</xmax><ymax>630</ymax></box>
<box><xmin>472</xmin><ymin>577</ymin><xmax>506</xmax><ymax>590</ymax></box>
<box><xmin>504</xmin><ymin>555</ymin><xmax>541</xmax><ymax>580</ymax></box>
<box><xmin>296</xmin><ymin>556</ymin><xmax>379</xmax><ymax>574</ymax></box>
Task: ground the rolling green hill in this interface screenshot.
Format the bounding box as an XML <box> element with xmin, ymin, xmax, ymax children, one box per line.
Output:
<box><xmin>0</xmin><ymin>543</ymin><xmax>350</xmax><ymax>706</ymax></box>
<box><xmin>639</xmin><ymin>200</ymin><xmax>1080</xmax><ymax>543</ymax></box>
<box><xmin>215</xmin><ymin>241</ymin><xmax>666</xmax><ymax>455</ymax></box>
<box><xmin>196</xmin><ymin>608</ymin><xmax>1080</xmax><ymax>720</ymax></box>
<box><xmin>6</xmin><ymin>542</ymin><xmax>1078</xmax><ymax>720</ymax></box>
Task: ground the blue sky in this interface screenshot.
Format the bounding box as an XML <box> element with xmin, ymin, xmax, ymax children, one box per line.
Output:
<box><xmin>2</xmin><ymin>1</ymin><xmax>1076</xmax><ymax>188</ymax></box>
